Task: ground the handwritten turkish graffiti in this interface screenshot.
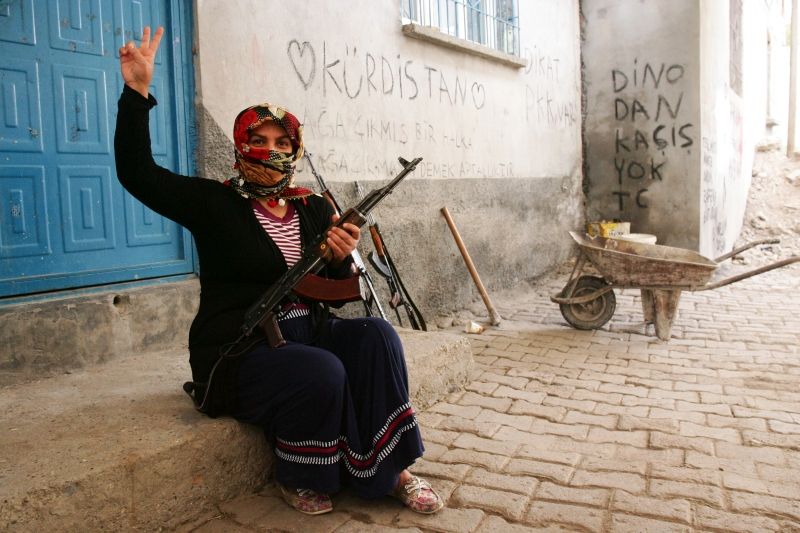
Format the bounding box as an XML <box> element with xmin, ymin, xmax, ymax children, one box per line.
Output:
<box><xmin>287</xmin><ymin>39</ymin><xmax>487</xmax><ymax>110</ymax></box>
<box><xmin>298</xmin><ymin>149</ymin><xmax>512</xmax><ymax>180</ymax></box>
<box><xmin>524</xmin><ymin>45</ymin><xmax>561</xmax><ymax>79</ymax></box>
<box><xmin>302</xmin><ymin>107</ymin><xmax>473</xmax><ymax>150</ymax></box>
<box><xmin>297</xmin><ymin>107</ymin><xmax>496</xmax><ymax>180</ymax></box>
<box><xmin>701</xmin><ymin>136</ymin><xmax>716</xmax><ymax>223</ymax></box>
<box><xmin>522</xmin><ymin>45</ymin><xmax>576</xmax><ymax>127</ymax></box>
<box><xmin>610</xmin><ymin>59</ymin><xmax>694</xmax><ymax>211</ymax></box>
<box><xmin>525</xmin><ymin>85</ymin><xmax>577</xmax><ymax>127</ymax></box>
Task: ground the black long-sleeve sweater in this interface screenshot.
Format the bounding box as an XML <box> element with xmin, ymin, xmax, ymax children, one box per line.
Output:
<box><xmin>114</xmin><ymin>85</ymin><xmax>349</xmax><ymax>415</ymax></box>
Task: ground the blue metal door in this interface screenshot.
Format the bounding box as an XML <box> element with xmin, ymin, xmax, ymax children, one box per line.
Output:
<box><xmin>0</xmin><ymin>0</ymin><xmax>194</xmax><ymax>298</ymax></box>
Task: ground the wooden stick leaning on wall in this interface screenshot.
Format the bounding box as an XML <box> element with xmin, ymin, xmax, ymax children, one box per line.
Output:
<box><xmin>440</xmin><ymin>206</ymin><xmax>502</xmax><ymax>326</ymax></box>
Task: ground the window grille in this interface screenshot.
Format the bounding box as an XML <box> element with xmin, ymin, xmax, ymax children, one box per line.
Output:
<box><xmin>402</xmin><ymin>0</ymin><xmax>520</xmax><ymax>56</ymax></box>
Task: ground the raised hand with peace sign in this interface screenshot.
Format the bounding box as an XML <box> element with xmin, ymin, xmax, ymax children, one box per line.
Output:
<box><xmin>119</xmin><ymin>26</ymin><xmax>164</xmax><ymax>98</ymax></box>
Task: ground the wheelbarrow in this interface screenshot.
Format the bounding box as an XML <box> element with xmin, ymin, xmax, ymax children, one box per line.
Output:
<box><xmin>551</xmin><ymin>231</ymin><xmax>800</xmax><ymax>340</ymax></box>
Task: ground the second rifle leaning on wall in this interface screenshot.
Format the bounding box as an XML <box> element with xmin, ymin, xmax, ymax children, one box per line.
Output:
<box><xmin>303</xmin><ymin>151</ymin><xmax>387</xmax><ymax>320</ymax></box>
<box><xmin>354</xmin><ymin>181</ymin><xmax>427</xmax><ymax>331</ymax></box>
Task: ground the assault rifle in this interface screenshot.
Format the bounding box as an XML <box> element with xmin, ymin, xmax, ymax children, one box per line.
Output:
<box><xmin>303</xmin><ymin>151</ymin><xmax>387</xmax><ymax>320</ymax></box>
<box><xmin>229</xmin><ymin>156</ymin><xmax>422</xmax><ymax>351</ymax></box>
<box><xmin>355</xmin><ymin>181</ymin><xmax>427</xmax><ymax>331</ymax></box>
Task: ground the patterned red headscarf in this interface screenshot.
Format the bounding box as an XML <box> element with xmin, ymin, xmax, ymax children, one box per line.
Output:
<box><xmin>228</xmin><ymin>103</ymin><xmax>312</xmax><ymax>202</ymax></box>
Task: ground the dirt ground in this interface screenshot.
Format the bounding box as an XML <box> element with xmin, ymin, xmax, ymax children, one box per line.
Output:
<box><xmin>737</xmin><ymin>146</ymin><xmax>800</xmax><ymax>266</ymax></box>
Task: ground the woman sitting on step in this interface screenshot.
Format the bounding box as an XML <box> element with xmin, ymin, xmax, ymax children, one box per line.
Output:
<box><xmin>115</xmin><ymin>26</ymin><xmax>442</xmax><ymax>516</ymax></box>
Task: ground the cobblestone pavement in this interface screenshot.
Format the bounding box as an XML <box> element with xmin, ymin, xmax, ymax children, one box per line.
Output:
<box><xmin>181</xmin><ymin>262</ymin><xmax>800</xmax><ymax>533</ymax></box>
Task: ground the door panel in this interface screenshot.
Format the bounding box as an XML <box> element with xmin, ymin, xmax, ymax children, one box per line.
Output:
<box><xmin>0</xmin><ymin>165</ymin><xmax>50</xmax><ymax>259</ymax></box>
<box><xmin>0</xmin><ymin>0</ymin><xmax>194</xmax><ymax>297</ymax></box>
<box><xmin>58</xmin><ymin>165</ymin><xmax>115</xmax><ymax>252</ymax></box>
<box><xmin>52</xmin><ymin>64</ymin><xmax>109</xmax><ymax>154</ymax></box>
<box><xmin>0</xmin><ymin>58</ymin><xmax>43</xmax><ymax>153</ymax></box>
<box><xmin>49</xmin><ymin>0</ymin><xmax>105</xmax><ymax>55</ymax></box>
<box><xmin>0</xmin><ymin>0</ymin><xmax>36</xmax><ymax>47</ymax></box>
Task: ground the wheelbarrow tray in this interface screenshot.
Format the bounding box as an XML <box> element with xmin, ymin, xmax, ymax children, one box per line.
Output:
<box><xmin>569</xmin><ymin>231</ymin><xmax>718</xmax><ymax>287</ymax></box>
<box><xmin>557</xmin><ymin>233</ymin><xmax>799</xmax><ymax>340</ymax></box>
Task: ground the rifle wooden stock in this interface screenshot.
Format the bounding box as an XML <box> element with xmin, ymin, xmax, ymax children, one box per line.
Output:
<box><xmin>369</xmin><ymin>226</ymin><xmax>386</xmax><ymax>257</ymax></box>
<box><xmin>293</xmin><ymin>273</ymin><xmax>363</xmax><ymax>303</ymax></box>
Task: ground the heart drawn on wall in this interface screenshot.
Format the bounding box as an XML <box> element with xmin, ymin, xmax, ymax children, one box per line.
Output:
<box><xmin>471</xmin><ymin>82</ymin><xmax>486</xmax><ymax>109</ymax></box>
<box><xmin>287</xmin><ymin>40</ymin><xmax>316</xmax><ymax>90</ymax></box>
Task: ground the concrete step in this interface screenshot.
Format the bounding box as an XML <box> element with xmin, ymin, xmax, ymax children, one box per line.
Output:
<box><xmin>0</xmin><ymin>330</ymin><xmax>473</xmax><ymax>532</ymax></box>
<box><xmin>0</xmin><ymin>279</ymin><xmax>201</xmax><ymax>388</ymax></box>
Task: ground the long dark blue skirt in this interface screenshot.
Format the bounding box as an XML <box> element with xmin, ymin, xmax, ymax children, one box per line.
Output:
<box><xmin>231</xmin><ymin>316</ymin><xmax>424</xmax><ymax>498</ymax></box>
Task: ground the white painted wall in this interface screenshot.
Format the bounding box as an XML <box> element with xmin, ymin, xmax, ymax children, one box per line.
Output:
<box><xmin>699</xmin><ymin>0</ymin><xmax>767</xmax><ymax>257</ymax></box>
<box><xmin>194</xmin><ymin>0</ymin><xmax>581</xmax><ymax>183</ymax></box>
<box><xmin>699</xmin><ymin>0</ymin><xmax>731</xmax><ymax>256</ymax></box>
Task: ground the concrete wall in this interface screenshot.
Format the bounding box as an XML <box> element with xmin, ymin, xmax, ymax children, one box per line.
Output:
<box><xmin>193</xmin><ymin>0</ymin><xmax>584</xmax><ymax>318</ymax></box>
<box><xmin>583</xmin><ymin>0</ymin><xmax>701</xmax><ymax>249</ymax></box>
<box><xmin>583</xmin><ymin>0</ymin><xmax>767</xmax><ymax>256</ymax></box>
<box><xmin>699</xmin><ymin>0</ymin><xmax>766</xmax><ymax>257</ymax></box>
<box><xmin>0</xmin><ymin>279</ymin><xmax>199</xmax><ymax>386</ymax></box>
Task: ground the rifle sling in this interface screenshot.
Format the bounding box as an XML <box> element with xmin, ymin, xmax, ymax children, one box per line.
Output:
<box><xmin>293</xmin><ymin>272</ymin><xmax>363</xmax><ymax>303</ymax></box>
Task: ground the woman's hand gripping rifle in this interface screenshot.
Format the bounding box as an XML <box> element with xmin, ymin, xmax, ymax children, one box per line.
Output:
<box><xmin>225</xmin><ymin>157</ymin><xmax>422</xmax><ymax>352</ymax></box>
<box><xmin>304</xmin><ymin>151</ymin><xmax>387</xmax><ymax>320</ymax></box>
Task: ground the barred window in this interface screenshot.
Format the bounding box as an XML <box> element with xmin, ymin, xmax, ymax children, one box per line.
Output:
<box><xmin>402</xmin><ymin>0</ymin><xmax>520</xmax><ymax>57</ymax></box>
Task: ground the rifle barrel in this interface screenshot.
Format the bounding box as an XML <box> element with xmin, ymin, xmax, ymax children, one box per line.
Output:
<box><xmin>357</xmin><ymin>157</ymin><xmax>421</xmax><ymax>214</ymax></box>
<box><xmin>304</xmin><ymin>152</ymin><xmax>342</xmax><ymax>213</ymax></box>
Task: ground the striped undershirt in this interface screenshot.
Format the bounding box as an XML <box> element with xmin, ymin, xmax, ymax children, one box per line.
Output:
<box><xmin>252</xmin><ymin>200</ymin><xmax>302</xmax><ymax>266</ymax></box>
<box><xmin>252</xmin><ymin>200</ymin><xmax>309</xmax><ymax>320</ymax></box>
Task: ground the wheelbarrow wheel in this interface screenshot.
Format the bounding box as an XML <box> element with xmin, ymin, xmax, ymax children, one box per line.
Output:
<box><xmin>559</xmin><ymin>275</ymin><xmax>616</xmax><ymax>330</ymax></box>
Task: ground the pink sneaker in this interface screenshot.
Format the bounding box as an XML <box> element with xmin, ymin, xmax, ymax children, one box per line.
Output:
<box><xmin>279</xmin><ymin>484</ymin><xmax>333</xmax><ymax>515</ymax></box>
<box><xmin>392</xmin><ymin>475</ymin><xmax>444</xmax><ymax>514</ymax></box>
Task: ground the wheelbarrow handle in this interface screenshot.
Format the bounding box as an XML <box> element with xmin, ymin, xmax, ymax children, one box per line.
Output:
<box><xmin>714</xmin><ymin>238</ymin><xmax>781</xmax><ymax>263</ymax></box>
<box><xmin>698</xmin><ymin>256</ymin><xmax>800</xmax><ymax>291</ymax></box>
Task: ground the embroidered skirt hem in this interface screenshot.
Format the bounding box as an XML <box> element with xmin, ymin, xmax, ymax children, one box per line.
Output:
<box><xmin>232</xmin><ymin>316</ymin><xmax>424</xmax><ymax>498</ymax></box>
